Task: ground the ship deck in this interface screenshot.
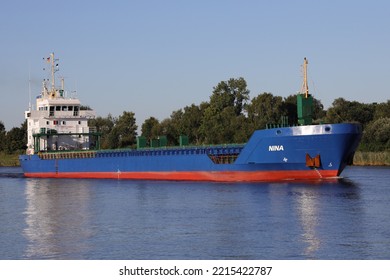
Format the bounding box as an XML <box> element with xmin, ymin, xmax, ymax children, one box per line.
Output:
<box><xmin>36</xmin><ymin>143</ymin><xmax>246</xmax><ymax>164</ymax></box>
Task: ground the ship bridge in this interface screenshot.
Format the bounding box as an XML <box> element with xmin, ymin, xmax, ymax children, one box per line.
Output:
<box><xmin>25</xmin><ymin>53</ymin><xmax>97</xmax><ymax>154</ymax></box>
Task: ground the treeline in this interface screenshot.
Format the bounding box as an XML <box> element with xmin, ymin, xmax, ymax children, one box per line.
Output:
<box><xmin>89</xmin><ymin>77</ymin><xmax>389</xmax><ymax>152</ymax></box>
<box><xmin>89</xmin><ymin>77</ymin><xmax>327</xmax><ymax>149</ymax></box>
<box><xmin>0</xmin><ymin>121</ymin><xmax>27</xmax><ymax>153</ymax></box>
<box><xmin>1</xmin><ymin>77</ymin><xmax>389</xmax><ymax>154</ymax></box>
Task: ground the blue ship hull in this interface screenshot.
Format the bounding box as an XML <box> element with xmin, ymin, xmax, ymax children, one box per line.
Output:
<box><xmin>19</xmin><ymin>123</ymin><xmax>362</xmax><ymax>182</ymax></box>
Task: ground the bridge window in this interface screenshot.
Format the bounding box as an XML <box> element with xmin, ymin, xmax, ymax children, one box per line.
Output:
<box><xmin>74</xmin><ymin>106</ymin><xmax>79</xmax><ymax>116</ymax></box>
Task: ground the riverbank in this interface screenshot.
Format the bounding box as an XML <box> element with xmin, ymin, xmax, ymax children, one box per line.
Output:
<box><xmin>353</xmin><ymin>151</ymin><xmax>390</xmax><ymax>166</ymax></box>
<box><xmin>0</xmin><ymin>152</ymin><xmax>20</xmax><ymax>167</ymax></box>
<box><xmin>1</xmin><ymin>151</ymin><xmax>389</xmax><ymax>167</ymax></box>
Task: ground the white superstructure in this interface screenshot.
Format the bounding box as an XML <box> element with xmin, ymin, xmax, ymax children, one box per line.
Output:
<box><xmin>25</xmin><ymin>53</ymin><xmax>96</xmax><ymax>154</ymax></box>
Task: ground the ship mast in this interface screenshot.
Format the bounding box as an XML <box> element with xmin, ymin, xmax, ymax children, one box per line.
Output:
<box><xmin>301</xmin><ymin>57</ymin><xmax>309</xmax><ymax>98</ymax></box>
<box><xmin>50</xmin><ymin>52</ymin><xmax>55</xmax><ymax>91</ymax></box>
<box><xmin>48</xmin><ymin>52</ymin><xmax>60</xmax><ymax>98</ymax></box>
<box><xmin>28</xmin><ymin>64</ymin><xmax>32</xmax><ymax>110</ymax></box>
<box><xmin>297</xmin><ymin>57</ymin><xmax>313</xmax><ymax>125</ymax></box>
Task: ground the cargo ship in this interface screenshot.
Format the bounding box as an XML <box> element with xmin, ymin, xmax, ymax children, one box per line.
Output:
<box><xmin>19</xmin><ymin>55</ymin><xmax>362</xmax><ymax>181</ymax></box>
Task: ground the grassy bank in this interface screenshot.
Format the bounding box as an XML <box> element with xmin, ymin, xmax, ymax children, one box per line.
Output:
<box><xmin>0</xmin><ymin>152</ymin><xmax>21</xmax><ymax>167</ymax></box>
<box><xmin>353</xmin><ymin>151</ymin><xmax>390</xmax><ymax>166</ymax></box>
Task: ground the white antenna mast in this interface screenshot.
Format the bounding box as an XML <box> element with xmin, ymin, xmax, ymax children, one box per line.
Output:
<box><xmin>28</xmin><ymin>62</ymin><xmax>32</xmax><ymax>110</ymax></box>
<box><xmin>48</xmin><ymin>52</ymin><xmax>60</xmax><ymax>97</ymax></box>
<box><xmin>50</xmin><ymin>52</ymin><xmax>55</xmax><ymax>91</ymax></box>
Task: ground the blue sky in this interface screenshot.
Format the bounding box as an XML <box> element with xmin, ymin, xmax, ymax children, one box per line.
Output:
<box><xmin>1</xmin><ymin>0</ymin><xmax>389</xmax><ymax>130</ymax></box>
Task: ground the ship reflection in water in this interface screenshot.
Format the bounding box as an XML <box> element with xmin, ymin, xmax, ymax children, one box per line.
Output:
<box><xmin>295</xmin><ymin>188</ymin><xmax>321</xmax><ymax>256</ymax></box>
<box><xmin>289</xmin><ymin>179</ymin><xmax>362</xmax><ymax>259</ymax></box>
<box><xmin>23</xmin><ymin>179</ymin><xmax>94</xmax><ymax>259</ymax></box>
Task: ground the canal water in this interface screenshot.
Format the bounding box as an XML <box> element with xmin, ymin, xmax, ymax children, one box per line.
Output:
<box><xmin>0</xmin><ymin>166</ymin><xmax>389</xmax><ymax>259</ymax></box>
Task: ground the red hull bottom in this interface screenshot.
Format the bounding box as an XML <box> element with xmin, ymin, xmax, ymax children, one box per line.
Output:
<box><xmin>24</xmin><ymin>170</ymin><xmax>339</xmax><ymax>182</ymax></box>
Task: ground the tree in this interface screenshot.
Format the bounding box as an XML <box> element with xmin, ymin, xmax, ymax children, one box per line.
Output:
<box><xmin>158</xmin><ymin>118</ymin><xmax>179</xmax><ymax>146</ymax></box>
<box><xmin>219</xmin><ymin>107</ymin><xmax>250</xmax><ymax>143</ymax></box>
<box><xmin>210</xmin><ymin>77</ymin><xmax>250</xmax><ymax>116</ymax></box>
<box><xmin>200</xmin><ymin>105</ymin><xmax>225</xmax><ymax>144</ymax></box>
<box><xmin>0</xmin><ymin>121</ymin><xmax>5</xmax><ymax>151</ymax></box>
<box><xmin>312</xmin><ymin>97</ymin><xmax>326</xmax><ymax>121</ymax></box>
<box><xmin>141</xmin><ymin>117</ymin><xmax>160</xmax><ymax>143</ymax></box>
<box><xmin>361</xmin><ymin>117</ymin><xmax>390</xmax><ymax>151</ymax></box>
<box><xmin>200</xmin><ymin>78</ymin><xmax>250</xmax><ymax>144</ymax></box>
<box><xmin>283</xmin><ymin>95</ymin><xmax>298</xmax><ymax>125</ymax></box>
<box><xmin>246</xmin><ymin>92</ymin><xmax>285</xmax><ymax>130</ymax></box>
<box><xmin>108</xmin><ymin>111</ymin><xmax>137</xmax><ymax>148</ymax></box>
<box><xmin>5</xmin><ymin>121</ymin><xmax>27</xmax><ymax>152</ymax></box>
<box><xmin>373</xmin><ymin>100</ymin><xmax>390</xmax><ymax>120</ymax></box>
<box><xmin>168</xmin><ymin>109</ymin><xmax>184</xmax><ymax>139</ymax></box>
<box><xmin>180</xmin><ymin>103</ymin><xmax>208</xmax><ymax>144</ymax></box>
<box><xmin>89</xmin><ymin>114</ymin><xmax>116</xmax><ymax>149</ymax></box>
<box><xmin>326</xmin><ymin>98</ymin><xmax>374</xmax><ymax>127</ymax></box>
<box><xmin>89</xmin><ymin>114</ymin><xmax>115</xmax><ymax>133</ymax></box>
